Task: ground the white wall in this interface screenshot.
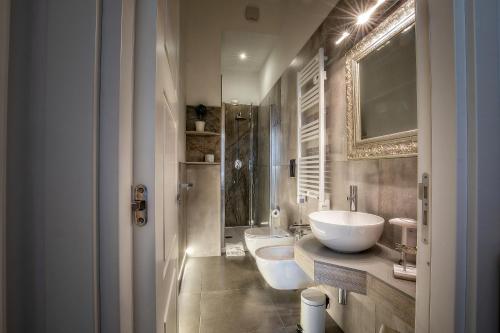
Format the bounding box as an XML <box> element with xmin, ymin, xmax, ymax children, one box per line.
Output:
<box><xmin>183</xmin><ymin>0</ymin><xmax>338</xmax><ymax>107</ymax></box>
<box><xmin>259</xmin><ymin>0</ymin><xmax>338</xmax><ymax>98</ymax></box>
<box><xmin>222</xmin><ymin>70</ymin><xmax>260</xmax><ymax>105</ymax></box>
<box><xmin>183</xmin><ymin>0</ymin><xmax>282</xmax><ymax>106</ymax></box>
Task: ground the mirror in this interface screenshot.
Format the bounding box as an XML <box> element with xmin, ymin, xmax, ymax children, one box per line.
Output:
<box><xmin>346</xmin><ymin>0</ymin><xmax>417</xmax><ymax>159</ymax></box>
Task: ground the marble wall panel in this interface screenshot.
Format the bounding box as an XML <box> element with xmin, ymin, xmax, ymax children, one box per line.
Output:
<box><xmin>264</xmin><ymin>0</ymin><xmax>418</xmax><ymax>251</ymax></box>
<box><xmin>378</xmin><ymin>157</ymin><xmax>418</xmax><ymax>250</ymax></box>
<box><xmin>256</xmin><ymin>89</ymin><xmax>272</xmax><ymax>224</ymax></box>
<box><xmin>186</xmin><ymin>135</ymin><xmax>221</xmax><ymax>162</ymax></box>
<box><xmin>255</xmin><ymin>163</ymin><xmax>270</xmax><ymax>224</ymax></box>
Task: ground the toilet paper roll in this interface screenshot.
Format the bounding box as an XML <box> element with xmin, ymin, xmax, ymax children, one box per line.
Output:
<box><xmin>271</xmin><ymin>209</ymin><xmax>281</xmax><ymax>230</ymax></box>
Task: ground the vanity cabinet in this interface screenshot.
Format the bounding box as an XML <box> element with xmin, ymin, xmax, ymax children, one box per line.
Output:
<box><xmin>295</xmin><ymin>235</ymin><xmax>416</xmax><ymax>332</ymax></box>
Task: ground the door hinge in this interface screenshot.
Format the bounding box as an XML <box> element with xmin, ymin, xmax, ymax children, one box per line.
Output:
<box><xmin>418</xmin><ymin>173</ymin><xmax>430</xmax><ymax>226</ymax></box>
<box><xmin>132</xmin><ymin>184</ymin><xmax>147</xmax><ymax>226</ymax></box>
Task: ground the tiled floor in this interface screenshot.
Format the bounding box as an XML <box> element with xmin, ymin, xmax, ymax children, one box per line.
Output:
<box><xmin>179</xmin><ymin>254</ymin><xmax>342</xmax><ymax>333</ymax></box>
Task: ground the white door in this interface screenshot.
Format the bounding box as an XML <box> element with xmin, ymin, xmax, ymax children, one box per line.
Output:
<box><xmin>133</xmin><ymin>0</ymin><xmax>180</xmax><ymax>332</ymax></box>
<box><xmin>416</xmin><ymin>0</ymin><xmax>459</xmax><ymax>332</ymax></box>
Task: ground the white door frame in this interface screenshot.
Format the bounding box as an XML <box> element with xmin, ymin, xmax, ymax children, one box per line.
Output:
<box><xmin>416</xmin><ymin>0</ymin><xmax>458</xmax><ymax>332</ymax></box>
<box><xmin>132</xmin><ymin>0</ymin><xmax>181</xmax><ymax>330</ymax></box>
<box><xmin>99</xmin><ymin>0</ymin><xmax>136</xmax><ymax>332</ymax></box>
<box><xmin>0</xmin><ymin>0</ymin><xmax>10</xmax><ymax>331</ymax></box>
<box><xmin>100</xmin><ymin>0</ymin><xmax>182</xmax><ymax>331</ymax></box>
<box><xmin>414</xmin><ymin>0</ymin><xmax>432</xmax><ymax>330</ymax></box>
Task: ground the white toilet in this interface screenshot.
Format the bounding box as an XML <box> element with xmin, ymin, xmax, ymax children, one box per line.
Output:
<box><xmin>255</xmin><ymin>245</ymin><xmax>312</xmax><ymax>290</ymax></box>
<box><xmin>244</xmin><ymin>227</ymin><xmax>294</xmax><ymax>257</ymax></box>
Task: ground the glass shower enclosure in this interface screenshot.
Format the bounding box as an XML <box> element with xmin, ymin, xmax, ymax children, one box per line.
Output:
<box><xmin>222</xmin><ymin>101</ymin><xmax>281</xmax><ymax>251</ymax></box>
<box><xmin>222</xmin><ymin>103</ymin><xmax>258</xmax><ymax>249</ymax></box>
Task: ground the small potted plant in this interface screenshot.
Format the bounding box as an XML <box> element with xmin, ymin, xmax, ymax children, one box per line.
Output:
<box><xmin>194</xmin><ymin>104</ymin><xmax>207</xmax><ymax>132</ymax></box>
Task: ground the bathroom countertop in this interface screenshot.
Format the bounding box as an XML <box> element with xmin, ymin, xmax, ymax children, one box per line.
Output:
<box><xmin>295</xmin><ymin>235</ymin><xmax>416</xmax><ymax>299</ymax></box>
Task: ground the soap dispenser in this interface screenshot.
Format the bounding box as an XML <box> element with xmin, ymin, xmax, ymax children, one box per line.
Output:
<box><xmin>389</xmin><ymin>218</ymin><xmax>417</xmax><ymax>281</ymax></box>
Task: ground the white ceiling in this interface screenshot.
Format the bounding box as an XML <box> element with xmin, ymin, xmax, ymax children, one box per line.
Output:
<box><xmin>221</xmin><ymin>31</ymin><xmax>278</xmax><ymax>73</ymax></box>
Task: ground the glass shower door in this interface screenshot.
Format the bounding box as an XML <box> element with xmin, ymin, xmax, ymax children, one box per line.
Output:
<box><xmin>223</xmin><ymin>103</ymin><xmax>258</xmax><ymax>250</ymax></box>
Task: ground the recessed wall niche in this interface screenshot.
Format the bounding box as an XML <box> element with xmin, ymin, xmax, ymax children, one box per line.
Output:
<box><xmin>185</xmin><ymin>105</ymin><xmax>221</xmax><ymax>163</ymax></box>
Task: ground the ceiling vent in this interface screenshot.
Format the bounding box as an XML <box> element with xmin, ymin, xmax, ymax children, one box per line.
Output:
<box><xmin>245</xmin><ymin>5</ymin><xmax>260</xmax><ymax>22</ymax></box>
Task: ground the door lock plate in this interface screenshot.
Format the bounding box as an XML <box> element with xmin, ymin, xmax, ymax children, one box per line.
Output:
<box><xmin>418</xmin><ymin>173</ymin><xmax>430</xmax><ymax>226</ymax></box>
<box><xmin>132</xmin><ymin>184</ymin><xmax>147</xmax><ymax>226</ymax></box>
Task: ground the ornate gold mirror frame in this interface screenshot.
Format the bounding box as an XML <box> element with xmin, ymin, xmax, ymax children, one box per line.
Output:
<box><xmin>346</xmin><ymin>0</ymin><xmax>417</xmax><ymax>160</ymax></box>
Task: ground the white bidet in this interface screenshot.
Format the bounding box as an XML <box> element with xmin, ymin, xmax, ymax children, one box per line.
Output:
<box><xmin>255</xmin><ymin>245</ymin><xmax>312</xmax><ymax>290</ymax></box>
<box><xmin>244</xmin><ymin>227</ymin><xmax>294</xmax><ymax>257</ymax></box>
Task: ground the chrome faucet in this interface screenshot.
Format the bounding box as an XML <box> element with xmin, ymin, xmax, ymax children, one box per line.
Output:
<box><xmin>347</xmin><ymin>185</ymin><xmax>358</xmax><ymax>212</ymax></box>
<box><xmin>289</xmin><ymin>224</ymin><xmax>311</xmax><ymax>241</ymax></box>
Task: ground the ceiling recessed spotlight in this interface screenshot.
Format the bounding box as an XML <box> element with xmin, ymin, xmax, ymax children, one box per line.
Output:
<box><xmin>335</xmin><ymin>31</ymin><xmax>350</xmax><ymax>45</ymax></box>
<box><xmin>357</xmin><ymin>0</ymin><xmax>385</xmax><ymax>25</ymax></box>
<box><xmin>239</xmin><ymin>52</ymin><xmax>247</xmax><ymax>60</ymax></box>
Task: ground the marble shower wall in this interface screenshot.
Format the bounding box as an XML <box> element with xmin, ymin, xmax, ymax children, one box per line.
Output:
<box><xmin>263</xmin><ymin>0</ymin><xmax>418</xmax><ymax>251</ymax></box>
<box><xmin>224</xmin><ymin>104</ymin><xmax>258</xmax><ymax>227</ymax></box>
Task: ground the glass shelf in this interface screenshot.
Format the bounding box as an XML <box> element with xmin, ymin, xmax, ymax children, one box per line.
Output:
<box><xmin>184</xmin><ymin>162</ymin><xmax>220</xmax><ymax>165</ymax></box>
<box><xmin>186</xmin><ymin>131</ymin><xmax>220</xmax><ymax>136</ymax></box>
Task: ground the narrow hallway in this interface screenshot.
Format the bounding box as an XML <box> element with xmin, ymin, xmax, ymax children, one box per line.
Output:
<box><xmin>179</xmin><ymin>255</ymin><xmax>342</xmax><ymax>333</ymax></box>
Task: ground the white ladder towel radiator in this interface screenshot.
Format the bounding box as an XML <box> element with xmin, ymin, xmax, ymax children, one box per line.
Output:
<box><xmin>297</xmin><ymin>48</ymin><xmax>327</xmax><ymax>209</ymax></box>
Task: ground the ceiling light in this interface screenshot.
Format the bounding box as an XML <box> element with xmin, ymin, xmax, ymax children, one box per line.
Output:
<box><xmin>357</xmin><ymin>0</ymin><xmax>385</xmax><ymax>25</ymax></box>
<box><xmin>335</xmin><ymin>31</ymin><xmax>350</xmax><ymax>45</ymax></box>
<box><xmin>239</xmin><ymin>52</ymin><xmax>247</xmax><ymax>60</ymax></box>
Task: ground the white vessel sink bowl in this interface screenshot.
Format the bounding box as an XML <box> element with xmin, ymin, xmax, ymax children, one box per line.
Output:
<box><xmin>309</xmin><ymin>210</ymin><xmax>385</xmax><ymax>253</ymax></box>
